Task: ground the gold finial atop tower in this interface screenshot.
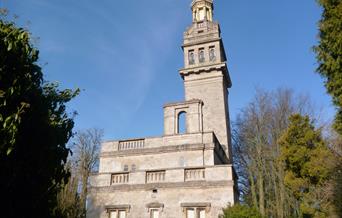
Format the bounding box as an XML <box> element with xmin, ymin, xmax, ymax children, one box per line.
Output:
<box><xmin>191</xmin><ymin>0</ymin><xmax>214</xmax><ymax>22</ymax></box>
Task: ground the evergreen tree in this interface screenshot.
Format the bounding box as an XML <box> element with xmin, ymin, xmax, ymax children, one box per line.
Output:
<box><xmin>0</xmin><ymin>18</ymin><xmax>78</xmax><ymax>217</ymax></box>
<box><xmin>279</xmin><ymin>114</ymin><xmax>336</xmax><ymax>217</ymax></box>
<box><xmin>221</xmin><ymin>204</ymin><xmax>264</xmax><ymax>218</ymax></box>
<box><xmin>314</xmin><ymin>0</ymin><xmax>342</xmax><ymax>135</ymax></box>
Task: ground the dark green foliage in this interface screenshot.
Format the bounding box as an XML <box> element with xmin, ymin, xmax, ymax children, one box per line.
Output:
<box><xmin>314</xmin><ymin>0</ymin><xmax>342</xmax><ymax>135</ymax></box>
<box><xmin>332</xmin><ymin>158</ymin><xmax>342</xmax><ymax>217</ymax></box>
<box><xmin>314</xmin><ymin>1</ymin><xmax>342</xmax><ymax>216</ymax></box>
<box><xmin>0</xmin><ymin>19</ymin><xmax>79</xmax><ymax>217</ymax></box>
<box><xmin>221</xmin><ymin>204</ymin><xmax>264</xmax><ymax>218</ymax></box>
<box><xmin>55</xmin><ymin>162</ymin><xmax>84</xmax><ymax>218</ymax></box>
<box><xmin>279</xmin><ymin>114</ymin><xmax>336</xmax><ymax>217</ymax></box>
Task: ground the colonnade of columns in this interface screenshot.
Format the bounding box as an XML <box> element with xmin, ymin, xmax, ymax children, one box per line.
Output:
<box><xmin>192</xmin><ymin>6</ymin><xmax>213</xmax><ymax>22</ymax></box>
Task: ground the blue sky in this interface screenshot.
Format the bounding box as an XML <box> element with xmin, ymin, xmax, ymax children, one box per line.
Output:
<box><xmin>3</xmin><ymin>0</ymin><xmax>335</xmax><ymax>140</ymax></box>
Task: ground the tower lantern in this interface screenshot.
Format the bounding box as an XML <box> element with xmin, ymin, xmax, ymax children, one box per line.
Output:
<box><xmin>191</xmin><ymin>0</ymin><xmax>214</xmax><ymax>22</ymax></box>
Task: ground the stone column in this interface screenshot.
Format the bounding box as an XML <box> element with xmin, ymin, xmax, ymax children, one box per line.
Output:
<box><xmin>203</xmin><ymin>6</ymin><xmax>207</xmax><ymax>20</ymax></box>
<box><xmin>196</xmin><ymin>8</ymin><xmax>199</xmax><ymax>21</ymax></box>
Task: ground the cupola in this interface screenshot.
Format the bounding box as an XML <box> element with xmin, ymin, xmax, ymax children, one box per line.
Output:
<box><xmin>191</xmin><ymin>0</ymin><xmax>214</xmax><ymax>22</ymax></box>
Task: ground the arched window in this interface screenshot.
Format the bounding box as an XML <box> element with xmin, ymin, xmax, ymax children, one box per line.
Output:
<box><xmin>131</xmin><ymin>164</ymin><xmax>136</xmax><ymax>172</ymax></box>
<box><xmin>199</xmin><ymin>49</ymin><xmax>205</xmax><ymax>63</ymax></box>
<box><xmin>177</xmin><ymin>111</ymin><xmax>187</xmax><ymax>134</ymax></box>
<box><xmin>209</xmin><ymin>47</ymin><xmax>216</xmax><ymax>62</ymax></box>
<box><xmin>189</xmin><ymin>51</ymin><xmax>195</xmax><ymax>65</ymax></box>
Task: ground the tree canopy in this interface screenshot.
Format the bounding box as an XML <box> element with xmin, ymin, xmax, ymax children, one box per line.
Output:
<box><xmin>314</xmin><ymin>0</ymin><xmax>342</xmax><ymax>135</ymax></box>
<box><xmin>0</xmin><ymin>19</ymin><xmax>79</xmax><ymax>217</ymax></box>
<box><xmin>221</xmin><ymin>204</ymin><xmax>264</xmax><ymax>218</ymax></box>
<box><xmin>279</xmin><ymin>114</ymin><xmax>336</xmax><ymax>217</ymax></box>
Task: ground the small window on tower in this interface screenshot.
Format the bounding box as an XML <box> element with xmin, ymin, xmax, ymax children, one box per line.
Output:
<box><xmin>188</xmin><ymin>50</ymin><xmax>195</xmax><ymax>65</ymax></box>
<box><xmin>209</xmin><ymin>47</ymin><xmax>216</xmax><ymax>62</ymax></box>
<box><xmin>177</xmin><ymin>111</ymin><xmax>187</xmax><ymax>134</ymax></box>
<box><xmin>199</xmin><ymin>49</ymin><xmax>205</xmax><ymax>63</ymax></box>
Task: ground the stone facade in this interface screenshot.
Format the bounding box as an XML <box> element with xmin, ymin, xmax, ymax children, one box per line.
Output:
<box><xmin>87</xmin><ymin>1</ymin><xmax>237</xmax><ymax>217</ymax></box>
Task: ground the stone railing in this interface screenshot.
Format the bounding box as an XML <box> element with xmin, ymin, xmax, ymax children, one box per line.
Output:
<box><xmin>146</xmin><ymin>171</ymin><xmax>166</xmax><ymax>183</ymax></box>
<box><xmin>118</xmin><ymin>139</ymin><xmax>145</xmax><ymax>151</ymax></box>
<box><xmin>111</xmin><ymin>173</ymin><xmax>129</xmax><ymax>184</ymax></box>
<box><xmin>101</xmin><ymin>132</ymin><xmax>220</xmax><ymax>153</ymax></box>
<box><xmin>196</xmin><ymin>20</ymin><xmax>219</xmax><ymax>29</ymax></box>
<box><xmin>184</xmin><ymin>168</ymin><xmax>205</xmax><ymax>181</ymax></box>
<box><xmin>91</xmin><ymin>165</ymin><xmax>233</xmax><ymax>187</ymax></box>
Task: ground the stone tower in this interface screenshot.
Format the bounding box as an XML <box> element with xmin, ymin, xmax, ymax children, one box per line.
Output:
<box><xmin>181</xmin><ymin>0</ymin><xmax>232</xmax><ymax>161</ymax></box>
<box><xmin>88</xmin><ymin>1</ymin><xmax>237</xmax><ymax>218</ymax></box>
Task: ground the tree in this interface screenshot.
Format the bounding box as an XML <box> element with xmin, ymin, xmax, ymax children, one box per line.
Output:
<box><xmin>0</xmin><ymin>18</ymin><xmax>79</xmax><ymax>217</ymax></box>
<box><xmin>333</xmin><ymin>160</ymin><xmax>342</xmax><ymax>217</ymax></box>
<box><xmin>279</xmin><ymin>114</ymin><xmax>336</xmax><ymax>217</ymax></box>
<box><xmin>221</xmin><ymin>204</ymin><xmax>264</xmax><ymax>218</ymax></box>
<box><xmin>233</xmin><ymin>88</ymin><xmax>314</xmax><ymax>218</ymax></box>
<box><xmin>322</xmin><ymin>128</ymin><xmax>342</xmax><ymax>217</ymax></box>
<box><xmin>73</xmin><ymin>128</ymin><xmax>102</xmax><ymax>216</ymax></box>
<box><xmin>55</xmin><ymin>161</ymin><xmax>83</xmax><ymax>218</ymax></box>
<box><xmin>56</xmin><ymin>128</ymin><xmax>102</xmax><ymax>217</ymax></box>
<box><xmin>314</xmin><ymin>0</ymin><xmax>342</xmax><ymax>135</ymax></box>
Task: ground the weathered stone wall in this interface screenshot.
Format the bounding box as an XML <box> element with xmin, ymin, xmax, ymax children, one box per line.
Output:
<box><xmin>183</xmin><ymin>71</ymin><xmax>231</xmax><ymax>158</ymax></box>
<box><xmin>91</xmin><ymin>165</ymin><xmax>233</xmax><ymax>187</ymax></box>
<box><xmin>99</xmin><ymin>149</ymin><xmax>206</xmax><ymax>173</ymax></box>
<box><xmin>87</xmin><ymin>182</ymin><xmax>235</xmax><ymax>218</ymax></box>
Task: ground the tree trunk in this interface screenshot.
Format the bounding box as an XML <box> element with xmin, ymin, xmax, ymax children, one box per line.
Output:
<box><xmin>258</xmin><ymin>167</ymin><xmax>265</xmax><ymax>216</ymax></box>
<box><xmin>249</xmin><ymin>170</ymin><xmax>258</xmax><ymax>209</ymax></box>
<box><xmin>80</xmin><ymin>169</ymin><xmax>89</xmax><ymax>216</ymax></box>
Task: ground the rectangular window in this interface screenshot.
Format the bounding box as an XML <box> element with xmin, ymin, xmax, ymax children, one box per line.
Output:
<box><xmin>198</xmin><ymin>208</ymin><xmax>206</xmax><ymax>218</ymax></box>
<box><xmin>187</xmin><ymin>208</ymin><xmax>195</xmax><ymax>218</ymax></box>
<box><xmin>184</xmin><ymin>207</ymin><xmax>206</xmax><ymax>218</ymax></box>
<box><xmin>119</xmin><ymin>210</ymin><xmax>126</xmax><ymax>218</ymax></box>
<box><xmin>150</xmin><ymin>209</ymin><xmax>159</xmax><ymax>218</ymax></box>
<box><xmin>110</xmin><ymin>211</ymin><xmax>117</xmax><ymax>218</ymax></box>
<box><xmin>109</xmin><ymin>210</ymin><xmax>126</xmax><ymax>218</ymax></box>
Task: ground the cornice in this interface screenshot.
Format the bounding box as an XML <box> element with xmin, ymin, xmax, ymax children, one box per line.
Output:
<box><xmin>179</xmin><ymin>62</ymin><xmax>232</xmax><ymax>88</ymax></box>
<box><xmin>90</xmin><ymin>180</ymin><xmax>234</xmax><ymax>193</ymax></box>
<box><xmin>163</xmin><ymin>99</ymin><xmax>203</xmax><ymax>108</ymax></box>
<box><xmin>100</xmin><ymin>143</ymin><xmax>214</xmax><ymax>158</ymax></box>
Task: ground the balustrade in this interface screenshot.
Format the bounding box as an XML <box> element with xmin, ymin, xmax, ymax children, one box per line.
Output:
<box><xmin>118</xmin><ymin>139</ymin><xmax>145</xmax><ymax>150</ymax></box>
<box><xmin>111</xmin><ymin>173</ymin><xmax>129</xmax><ymax>184</ymax></box>
<box><xmin>184</xmin><ymin>168</ymin><xmax>205</xmax><ymax>181</ymax></box>
<box><xmin>146</xmin><ymin>171</ymin><xmax>166</xmax><ymax>183</ymax></box>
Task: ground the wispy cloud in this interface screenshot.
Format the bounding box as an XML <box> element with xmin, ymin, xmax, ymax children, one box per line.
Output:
<box><xmin>87</xmin><ymin>13</ymin><xmax>183</xmax><ymax>122</ymax></box>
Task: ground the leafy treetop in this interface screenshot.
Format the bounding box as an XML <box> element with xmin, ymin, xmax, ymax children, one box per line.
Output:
<box><xmin>0</xmin><ymin>18</ymin><xmax>79</xmax><ymax>217</ymax></box>
<box><xmin>314</xmin><ymin>0</ymin><xmax>342</xmax><ymax>135</ymax></box>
